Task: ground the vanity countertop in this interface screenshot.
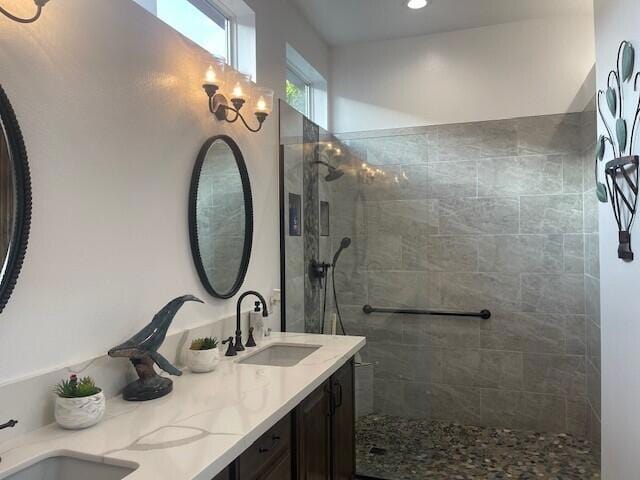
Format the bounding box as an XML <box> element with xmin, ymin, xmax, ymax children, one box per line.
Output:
<box><xmin>0</xmin><ymin>332</ymin><xmax>365</xmax><ymax>480</ymax></box>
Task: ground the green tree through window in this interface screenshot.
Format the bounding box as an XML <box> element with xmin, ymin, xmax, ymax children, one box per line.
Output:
<box><xmin>286</xmin><ymin>70</ymin><xmax>308</xmax><ymax>115</ymax></box>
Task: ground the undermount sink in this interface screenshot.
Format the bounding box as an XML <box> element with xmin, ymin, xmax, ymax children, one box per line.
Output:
<box><xmin>238</xmin><ymin>344</ymin><xmax>321</xmax><ymax>367</ymax></box>
<box><xmin>1</xmin><ymin>452</ymin><xmax>137</xmax><ymax>480</ymax></box>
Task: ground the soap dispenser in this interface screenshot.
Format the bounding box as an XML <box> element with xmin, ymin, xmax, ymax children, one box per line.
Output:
<box><xmin>249</xmin><ymin>301</ymin><xmax>266</xmax><ymax>344</ymax></box>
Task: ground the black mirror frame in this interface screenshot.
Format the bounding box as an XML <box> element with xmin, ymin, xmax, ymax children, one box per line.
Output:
<box><xmin>188</xmin><ymin>135</ymin><xmax>253</xmax><ymax>299</ymax></box>
<box><xmin>0</xmin><ymin>85</ymin><xmax>32</xmax><ymax>314</ymax></box>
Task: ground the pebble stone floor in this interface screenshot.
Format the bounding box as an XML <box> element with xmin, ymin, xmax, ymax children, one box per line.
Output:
<box><xmin>356</xmin><ymin>415</ymin><xmax>600</xmax><ymax>480</ymax></box>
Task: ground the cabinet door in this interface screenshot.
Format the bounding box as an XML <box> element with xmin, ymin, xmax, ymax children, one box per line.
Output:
<box><xmin>331</xmin><ymin>359</ymin><xmax>355</xmax><ymax>480</ymax></box>
<box><xmin>259</xmin><ymin>451</ymin><xmax>292</xmax><ymax>480</ymax></box>
<box><xmin>295</xmin><ymin>379</ymin><xmax>331</xmax><ymax>480</ymax></box>
<box><xmin>212</xmin><ymin>465</ymin><xmax>231</xmax><ymax>480</ymax></box>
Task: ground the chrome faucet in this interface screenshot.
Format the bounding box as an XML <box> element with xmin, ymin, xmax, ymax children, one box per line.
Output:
<box><xmin>235</xmin><ymin>291</ymin><xmax>269</xmax><ymax>352</ymax></box>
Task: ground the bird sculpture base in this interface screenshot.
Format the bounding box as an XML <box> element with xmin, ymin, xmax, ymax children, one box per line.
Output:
<box><xmin>123</xmin><ymin>375</ymin><xmax>173</xmax><ymax>402</ymax></box>
<box><xmin>122</xmin><ymin>356</ymin><xmax>173</xmax><ymax>402</ymax></box>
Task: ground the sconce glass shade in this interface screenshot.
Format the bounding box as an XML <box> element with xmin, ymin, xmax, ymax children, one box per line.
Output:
<box><xmin>229</xmin><ymin>72</ymin><xmax>252</xmax><ymax>102</ymax></box>
<box><xmin>253</xmin><ymin>87</ymin><xmax>274</xmax><ymax>115</ymax></box>
<box><xmin>203</xmin><ymin>56</ymin><xmax>227</xmax><ymax>90</ymax></box>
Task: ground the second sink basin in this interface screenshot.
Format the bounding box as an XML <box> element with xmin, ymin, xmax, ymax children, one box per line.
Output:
<box><xmin>1</xmin><ymin>452</ymin><xmax>137</xmax><ymax>480</ymax></box>
<box><xmin>238</xmin><ymin>344</ymin><xmax>320</xmax><ymax>367</ymax></box>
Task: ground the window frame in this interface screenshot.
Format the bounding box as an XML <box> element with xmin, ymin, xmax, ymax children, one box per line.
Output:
<box><xmin>187</xmin><ymin>0</ymin><xmax>235</xmax><ymax>65</ymax></box>
<box><xmin>132</xmin><ymin>0</ymin><xmax>256</xmax><ymax>78</ymax></box>
<box><xmin>286</xmin><ymin>62</ymin><xmax>314</xmax><ymax>118</ymax></box>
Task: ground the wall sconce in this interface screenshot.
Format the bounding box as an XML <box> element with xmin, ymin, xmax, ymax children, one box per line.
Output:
<box><xmin>0</xmin><ymin>0</ymin><xmax>49</xmax><ymax>23</ymax></box>
<box><xmin>596</xmin><ymin>40</ymin><xmax>640</xmax><ymax>261</ymax></box>
<box><xmin>202</xmin><ymin>58</ymin><xmax>274</xmax><ymax>133</ymax></box>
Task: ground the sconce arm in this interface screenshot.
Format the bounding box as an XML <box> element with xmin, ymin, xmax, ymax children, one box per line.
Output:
<box><xmin>0</xmin><ymin>0</ymin><xmax>46</xmax><ymax>23</ymax></box>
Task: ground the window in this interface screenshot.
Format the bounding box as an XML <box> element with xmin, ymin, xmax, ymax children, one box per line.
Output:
<box><xmin>134</xmin><ymin>0</ymin><xmax>231</xmax><ymax>61</ymax></box>
<box><xmin>286</xmin><ymin>67</ymin><xmax>311</xmax><ymax>117</ymax></box>
<box><xmin>285</xmin><ymin>44</ymin><xmax>328</xmax><ymax>128</ymax></box>
<box><xmin>132</xmin><ymin>0</ymin><xmax>257</xmax><ymax>79</ymax></box>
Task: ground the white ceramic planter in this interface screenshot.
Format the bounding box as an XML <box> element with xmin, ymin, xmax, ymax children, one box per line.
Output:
<box><xmin>187</xmin><ymin>348</ymin><xmax>220</xmax><ymax>373</ymax></box>
<box><xmin>54</xmin><ymin>391</ymin><xmax>105</xmax><ymax>430</ymax></box>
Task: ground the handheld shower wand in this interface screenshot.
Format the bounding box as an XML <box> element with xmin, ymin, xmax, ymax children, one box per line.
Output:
<box><xmin>332</xmin><ymin>237</ymin><xmax>352</xmax><ymax>266</ymax></box>
<box><xmin>320</xmin><ymin>237</ymin><xmax>352</xmax><ymax>336</ymax></box>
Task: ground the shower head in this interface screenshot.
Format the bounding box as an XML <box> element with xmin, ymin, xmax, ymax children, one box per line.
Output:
<box><xmin>332</xmin><ymin>237</ymin><xmax>352</xmax><ymax>266</ymax></box>
<box><xmin>325</xmin><ymin>166</ymin><xmax>345</xmax><ymax>182</ymax></box>
<box><xmin>313</xmin><ymin>160</ymin><xmax>345</xmax><ymax>182</ymax></box>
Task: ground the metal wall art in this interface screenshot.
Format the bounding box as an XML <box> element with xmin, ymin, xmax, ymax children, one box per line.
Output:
<box><xmin>597</xmin><ymin>40</ymin><xmax>640</xmax><ymax>261</ymax></box>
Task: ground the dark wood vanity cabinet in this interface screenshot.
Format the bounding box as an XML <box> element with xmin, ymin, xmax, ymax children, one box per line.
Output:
<box><xmin>294</xmin><ymin>359</ymin><xmax>355</xmax><ymax>480</ymax></box>
<box><xmin>238</xmin><ymin>413</ymin><xmax>293</xmax><ymax>480</ymax></box>
<box><xmin>213</xmin><ymin>466</ymin><xmax>232</xmax><ymax>480</ymax></box>
<box><xmin>214</xmin><ymin>359</ymin><xmax>355</xmax><ymax>480</ymax></box>
<box><xmin>294</xmin><ymin>378</ymin><xmax>332</xmax><ymax>479</ymax></box>
<box><xmin>330</xmin><ymin>360</ymin><xmax>356</xmax><ymax>480</ymax></box>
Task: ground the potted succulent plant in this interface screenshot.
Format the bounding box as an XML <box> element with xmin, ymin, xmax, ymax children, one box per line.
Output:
<box><xmin>54</xmin><ymin>374</ymin><xmax>105</xmax><ymax>430</ymax></box>
<box><xmin>187</xmin><ymin>337</ymin><xmax>220</xmax><ymax>373</ymax></box>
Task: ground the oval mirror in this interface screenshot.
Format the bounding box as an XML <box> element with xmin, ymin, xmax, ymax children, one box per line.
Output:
<box><xmin>189</xmin><ymin>135</ymin><xmax>253</xmax><ymax>299</ymax></box>
<box><xmin>0</xmin><ymin>85</ymin><xmax>31</xmax><ymax>313</ymax></box>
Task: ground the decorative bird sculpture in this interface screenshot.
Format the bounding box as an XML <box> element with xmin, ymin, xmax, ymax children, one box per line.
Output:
<box><xmin>108</xmin><ymin>295</ymin><xmax>204</xmax><ymax>401</ymax></box>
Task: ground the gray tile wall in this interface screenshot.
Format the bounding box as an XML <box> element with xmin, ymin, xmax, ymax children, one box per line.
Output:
<box><xmin>303</xmin><ymin>118</ymin><xmax>322</xmax><ymax>333</ymax></box>
<box><xmin>581</xmin><ymin>102</ymin><xmax>601</xmax><ymax>461</ymax></box>
<box><xmin>331</xmin><ymin>111</ymin><xmax>599</xmax><ymax>438</ymax></box>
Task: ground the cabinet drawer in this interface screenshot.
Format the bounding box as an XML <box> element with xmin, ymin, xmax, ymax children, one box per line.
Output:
<box><xmin>238</xmin><ymin>413</ymin><xmax>292</xmax><ymax>479</ymax></box>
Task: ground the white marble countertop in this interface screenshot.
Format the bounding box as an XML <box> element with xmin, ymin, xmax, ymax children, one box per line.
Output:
<box><xmin>0</xmin><ymin>333</ymin><xmax>365</xmax><ymax>480</ymax></box>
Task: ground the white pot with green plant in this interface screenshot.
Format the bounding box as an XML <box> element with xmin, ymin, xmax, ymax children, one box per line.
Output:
<box><xmin>54</xmin><ymin>375</ymin><xmax>105</xmax><ymax>430</ymax></box>
<box><xmin>187</xmin><ymin>337</ymin><xmax>220</xmax><ymax>373</ymax></box>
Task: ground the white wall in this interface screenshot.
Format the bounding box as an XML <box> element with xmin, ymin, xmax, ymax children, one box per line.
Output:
<box><xmin>594</xmin><ymin>0</ymin><xmax>640</xmax><ymax>476</ymax></box>
<box><xmin>330</xmin><ymin>16</ymin><xmax>596</xmax><ymax>133</ymax></box>
<box><xmin>245</xmin><ymin>0</ymin><xmax>328</xmax><ymax>104</ymax></box>
<box><xmin>0</xmin><ymin>0</ymin><xmax>327</xmax><ymax>384</ymax></box>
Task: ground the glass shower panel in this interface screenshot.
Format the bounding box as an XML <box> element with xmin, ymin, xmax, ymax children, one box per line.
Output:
<box><xmin>280</xmin><ymin>101</ymin><xmax>335</xmax><ymax>334</ymax></box>
<box><xmin>280</xmin><ymin>102</ymin><xmax>305</xmax><ymax>333</ymax></box>
<box><xmin>327</xmin><ymin>132</ymin><xmax>440</xmax><ymax>479</ymax></box>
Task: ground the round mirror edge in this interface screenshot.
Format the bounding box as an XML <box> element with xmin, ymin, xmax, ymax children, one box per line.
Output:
<box><xmin>188</xmin><ymin>134</ymin><xmax>254</xmax><ymax>300</ymax></box>
<box><xmin>0</xmin><ymin>84</ymin><xmax>32</xmax><ymax>314</ymax></box>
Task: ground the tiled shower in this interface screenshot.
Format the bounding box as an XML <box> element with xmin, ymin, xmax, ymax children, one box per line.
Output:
<box><xmin>280</xmin><ymin>100</ymin><xmax>601</xmax><ymax>478</ymax></box>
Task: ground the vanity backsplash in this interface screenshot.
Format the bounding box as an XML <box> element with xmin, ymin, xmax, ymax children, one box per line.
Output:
<box><xmin>0</xmin><ymin>312</ymin><xmax>241</xmax><ymax>443</ymax></box>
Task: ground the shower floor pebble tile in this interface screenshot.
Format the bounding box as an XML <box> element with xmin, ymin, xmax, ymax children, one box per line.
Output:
<box><xmin>356</xmin><ymin>415</ymin><xmax>600</xmax><ymax>480</ymax></box>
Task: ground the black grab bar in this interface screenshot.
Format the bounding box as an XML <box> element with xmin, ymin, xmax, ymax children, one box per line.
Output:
<box><xmin>362</xmin><ymin>304</ymin><xmax>491</xmax><ymax>320</ymax></box>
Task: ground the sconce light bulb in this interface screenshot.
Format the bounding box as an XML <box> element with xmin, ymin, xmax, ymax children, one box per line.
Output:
<box><xmin>335</xmin><ymin>148</ymin><xmax>342</xmax><ymax>155</ymax></box>
<box><xmin>361</xmin><ymin>163</ymin><xmax>367</xmax><ymax>168</ymax></box>
<box><xmin>232</xmin><ymin>83</ymin><xmax>244</xmax><ymax>99</ymax></box>
<box><xmin>256</xmin><ymin>96</ymin><xmax>267</xmax><ymax>112</ymax></box>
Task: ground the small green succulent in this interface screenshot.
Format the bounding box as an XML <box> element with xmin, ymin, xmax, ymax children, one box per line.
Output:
<box><xmin>55</xmin><ymin>375</ymin><xmax>101</xmax><ymax>398</ymax></box>
<box><xmin>190</xmin><ymin>336</ymin><xmax>219</xmax><ymax>351</ymax></box>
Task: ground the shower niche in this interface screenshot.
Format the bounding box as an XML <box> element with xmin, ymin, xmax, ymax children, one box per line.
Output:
<box><xmin>320</xmin><ymin>201</ymin><xmax>330</xmax><ymax>237</ymax></box>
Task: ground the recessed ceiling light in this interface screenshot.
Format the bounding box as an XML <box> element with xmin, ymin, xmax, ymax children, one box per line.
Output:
<box><xmin>406</xmin><ymin>0</ymin><xmax>429</xmax><ymax>9</ymax></box>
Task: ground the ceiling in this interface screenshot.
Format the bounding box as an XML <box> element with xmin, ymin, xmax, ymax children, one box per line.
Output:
<box><xmin>291</xmin><ymin>0</ymin><xmax>594</xmax><ymax>47</ymax></box>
